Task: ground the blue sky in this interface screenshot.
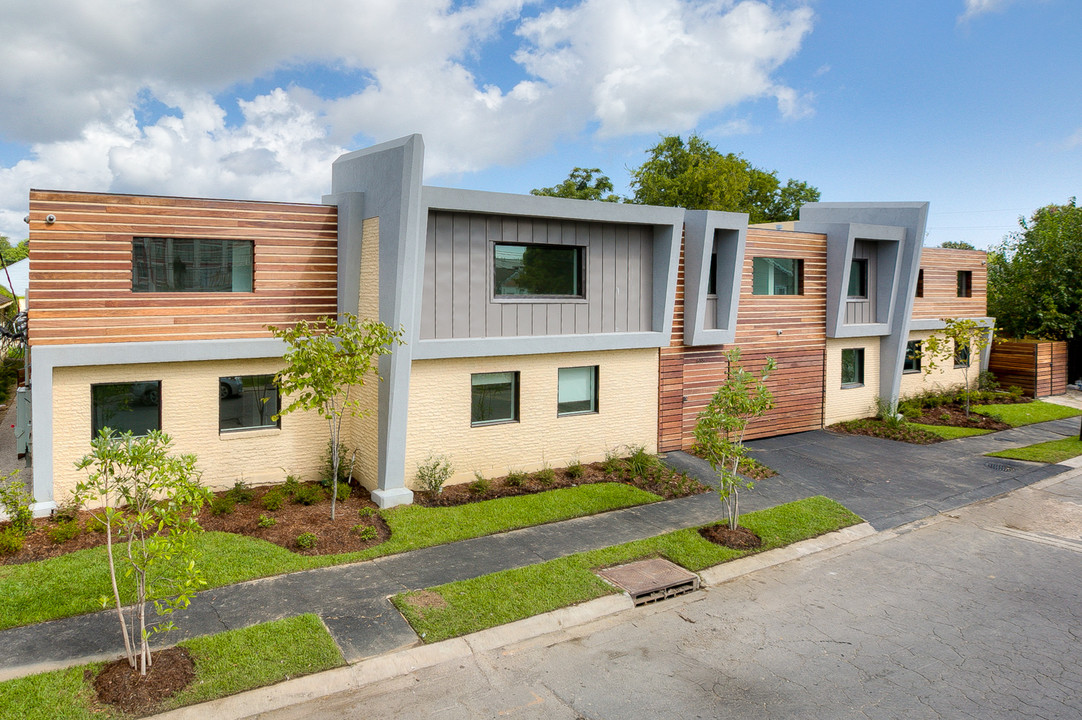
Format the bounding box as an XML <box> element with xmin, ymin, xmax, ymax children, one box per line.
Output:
<box><xmin>0</xmin><ymin>0</ymin><xmax>1077</xmax><ymax>249</ymax></box>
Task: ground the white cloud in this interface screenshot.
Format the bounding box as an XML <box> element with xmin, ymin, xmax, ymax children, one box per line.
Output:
<box><xmin>1064</xmin><ymin>127</ymin><xmax>1082</xmax><ymax>150</ymax></box>
<box><xmin>0</xmin><ymin>0</ymin><xmax>816</xmax><ymax>239</ymax></box>
<box><xmin>959</xmin><ymin>0</ymin><xmax>1015</xmax><ymax>22</ymax></box>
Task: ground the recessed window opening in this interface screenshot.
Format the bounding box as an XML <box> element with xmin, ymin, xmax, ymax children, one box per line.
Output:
<box><xmin>752</xmin><ymin>257</ymin><xmax>803</xmax><ymax>295</ymax></box>
<box><xmin>219</xmin><ymin>375</ymin><xmax>280</xmax><ymax>432</ymax></box>
<box><xmin>132</xmin><ymin>237</ymin><xmax>253</xmax><ymax>293</ymax></box>
<box><xmin>904</xmin><ymin>341</ymin><xmax>922</xmax><ymax>374</ymax></box>
<box><xmin>957</xmin><ymin>271</ymin><xmax>972</xmax><ymax>298</ymax></box>
<box><xmin>841</xmin><ymin>349</ymin><xmax>865</xmax><ymax>388</ymax></box>
<box><xmin>848</xmin><ymin>258</ymin><xmax>868</xmax><ymax>299</ymax></box>
<box><xmin>471</xmin><ymin>371</ymin><xmax>519</xmax><ymax>425</ymax></box>
<box><xmin>558</xmin><ymin>366</ymin><xmax>598</xmax><ymax>415</ymax></box>
<box><xmin>493</xmin><ymin>243</ymin><xmax>583</xmax><ymax>298</ymax></box>
<box><xmin>91</xmin><ymin>382</ymin><xmax>161</xmax><ymax>438</ymax></box>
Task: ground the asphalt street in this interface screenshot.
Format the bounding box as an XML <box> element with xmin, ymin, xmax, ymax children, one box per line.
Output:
<box><xmin>254</xmin><ymin>472</ymin><xmax>1082</xmax><ymax>720</ymax></box>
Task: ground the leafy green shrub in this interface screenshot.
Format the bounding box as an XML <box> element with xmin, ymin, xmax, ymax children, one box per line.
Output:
<box><xmin>601</xmin><ymin>448</ymin><xmax>624</xmax><ymax>475</ymax></box>
<box><xmin>875</xmin><ymin>396</ymin><xmax>905</xmax><ymax>429</ymax></box>
<box><xmin>566</xmin><ymin>459</ymin><xmax>585</xmax><ymax>479</ymax></box>
<box><xmin>321</xmin><ymin>441</ymin><xmax>353</xmax><ymax>487</ymax></box>
<box><xmin>504</xmin><ymin>469</ymin><xmax>528</xmax><ymax>487</ymax></box>
<box><xmin>534</xmin><ymin>466</ymin><xmax>556</xmax><ymax>486</ymax></box>
<box><xmin>978</xmin><ymin>370</ymin><xmax>999</xmax><ymax>392</ymax></box>
<box><xmin>350</xmin><ymin>524</ymin><xmax>377</xmax><ymax>541</ymax></box>
<box><xmin>261</xmin><ymin>488</ymin><xmax>285</xmax><ymax>511</ymax></box>
<box><xmin>625</xmin><ymin>446</ymin><xmax>660</xmax><ymax>479</ymax></box>
<box><xmin>1008</xmin><ymin>385</ymin><xmax>1024</xmax><ymax>399</ymax></box>
<box><xmin>86</xmin><ymin>514</ymin><xmax>109</xmax><ymax>533</ymax></box>
<box><xmin>210</xmin><ymin>495</ymin><xmax>236</xmax><ymax>516</ymax></box>
<box><xmin>0</xmin><ymin>472</ymin><xmax>34</xmax><ymax>536</ymax></box>
<box><xmin>357</xmin><ymin>506</ymin><xmax>378</xmax><ymax>518</ymax></box>
<box><xmin>292</xmin><ymin>484</ymin><xmax>326</xmax><ymax>506</ymax></box>
<box><xmin>283</xmin><ymin>475</ymin><xmax>301</xmax><ymax>496</ymax></box>
<box><xmin>52</xmin><ymin>501</ymin><xmax>80</xmax><ymax>523</ymax></box>
<box><xmin>48</xmin><ymin>519</ymin><xmax>81</xmax><ymax>544</ymax></box>
<box><xmin>416</xmin><ymin>454</ymin><xmax>454</xmax><ymax>494</ymax></box>
<box><xmin>257</xmin><ymin>514</ymin><xmax>277</xmax><ymax>528</ymax></box>
<box><xmin>0</xmin><ymin>527</ymin><xmax>23</xmax><ymax>555</ymax></box>
<box><xmin>296</xmin><ymin>532</ymin><xmax>318</xmax><ymax>549</ymax></box>
<box><xmin>226</xmin><ymin>481</ymin><xmax>255</xmax><ymax>504</ymax></box>
<box><xmin>334</xmin><ymin>480</ymin><xmax>352</xmax><ymax>503</ymax></box>
<box><xmin>468</xmin><ymin>475</ymin><xmax>490</xmax><ymax>495</ymax></box>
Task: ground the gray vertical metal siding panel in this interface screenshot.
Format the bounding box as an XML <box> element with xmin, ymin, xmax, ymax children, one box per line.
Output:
<box><xmin>419</xmin><ymin>210</ymin><xmax>656</xmax><ymax>339</ymax></box>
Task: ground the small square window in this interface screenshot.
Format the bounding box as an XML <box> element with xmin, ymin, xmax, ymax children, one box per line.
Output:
<box><xmin>957</xmin><ymin>271</ymin><xmax>972</xmax><ymax>298</ymax></box>
<box><xmin>848</xmin><ymin>258</ymin><xmax>868</xmax><ymax>299</ymax></box>
<box><xmin>841</xmin><ymin>349</ymin><xmax>865</xmax><ymax>388</ymax></box>
<box><xmin>752</xmin><ymin>257</ymin><xmax>803</xmax><ymax>295</ymax></box>
<box><xmin>493</xmin><ymin>244</ymin><xmax>583</xmax><ymax>298</ymax></box>
<box><xmin>91</xmin><ymin>382</ymin><xmax>161</xmax><ymax>438</ymax></box>
<box><xmin>915</xmin><ymin>269</ymin><xmax>924</xmax><ymax>298</ymax></box>
<box><xmin>219</xmin><ymin>375</ymin><xmax>280</xmax><ymax>432</ymax></box>
<box><xmin>558</xmin><ymin>366</ymin><xmax>598</xmax><ymax>416</ymax></box>
<box><xmin>954</xmin><ymin>342</ymin><xmax>971</xmax><ymax>368</ymax></box>
<box><xmin>903</xmin><ymin>341</ymin><xmax>922</xmax><ymax>374</ymax></box>
<box><xmin>471</xmin><ymin>372</ymin><xmax>519</xmax><ymax>426</ymax></box>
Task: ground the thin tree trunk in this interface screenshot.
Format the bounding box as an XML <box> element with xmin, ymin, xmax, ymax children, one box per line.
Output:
<box><xmin>104</xmin><ymin>513</ymin><xmax>136</xmax><ymax>668</ymax></box>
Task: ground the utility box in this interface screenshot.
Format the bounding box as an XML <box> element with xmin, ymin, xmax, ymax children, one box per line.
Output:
<box><xmin>15</xmin><ymin>385</ymin><xmax>30</xmax><ymax>458</ymax></box>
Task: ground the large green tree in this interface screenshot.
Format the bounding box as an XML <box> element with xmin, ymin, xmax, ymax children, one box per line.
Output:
<box><xmin>531</xmin><ymin>168</ymin><xmax>620</xmax><ymax>202</ymax></box>
<box><xmin>628</xmin><ymin>134</ymin><xmax>819</xmax><ymax>222</ymax></box>
<box><xmin>987</xmin><ymin>198</ymin><xmax>1082</xmax><ymax>340</ymax></box>
<box><xmin>0</xmin><ymin>236</ymin><xmax>28</xmax><ymax>265</ymax></box>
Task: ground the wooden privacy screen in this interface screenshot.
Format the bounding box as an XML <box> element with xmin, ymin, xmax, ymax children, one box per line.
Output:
<box><xmin>27</xmin><ymin>191</ymin><xmax>338</xmax><ymax>345</ymax></box>
<box><xmin>988</xmin><ymin>339</ymin><xmax>1067</xmax><ymax>397</ymax></box>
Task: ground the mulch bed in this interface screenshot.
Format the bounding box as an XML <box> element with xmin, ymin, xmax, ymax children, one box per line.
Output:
<box><xmin>414</xmin><ymin>461</ymin><xmax>707</xmax><ymax>507</ymax></box>
<box><xmin>908</xmin><ymin>404</ymin><xmax>1011</xmax><ymax>431</ymax></box>
<box><xmin>698</xmin><ymin>523</ymin><xmax>762</xmax><ymax>550</ymax></box>
<box><xmin>91</xmin><ymin>646</ymin><xmax>195</xmax><ymax>716</ymax></box>
<box><xmin>2</xmin><ymin>460</ymin><xmax>708</xmax><ymax>565</ymax></box>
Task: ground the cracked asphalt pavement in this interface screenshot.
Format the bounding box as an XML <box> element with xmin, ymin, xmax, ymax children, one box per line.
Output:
<box><xmin>256</xmin><ymin>474</ymin><xmax>1082</xmax><ymax>720</ymax></box>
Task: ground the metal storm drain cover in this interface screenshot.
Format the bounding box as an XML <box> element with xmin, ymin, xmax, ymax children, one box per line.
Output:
<box><xmin>985</xmin><ymin>462</ymin><xmax>1015</xmax><ymax>472</ymax></box>
<box><xmin>597</xmin><ymin>558</ymin><xmax>700</xmax><ymax>606</ymax></box>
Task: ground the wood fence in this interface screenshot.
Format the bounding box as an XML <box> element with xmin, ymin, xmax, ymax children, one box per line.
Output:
<box><xmin>987</xmin><ymin>339</ymin><xmax>1067</xmax><ymax>397</ymax></box>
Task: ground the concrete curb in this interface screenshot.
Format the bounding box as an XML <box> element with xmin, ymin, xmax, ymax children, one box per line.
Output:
<box><xmin>150</xmin><ymin>523</ymin><xmax>875</xmax><ymax>720</ymax></box>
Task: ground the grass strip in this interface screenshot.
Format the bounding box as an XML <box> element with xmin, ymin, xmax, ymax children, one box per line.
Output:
<box><xmin>909</xmin><ymin>423</ymin><xmax>993</xmax><ymax>440</ymax></box>
<box><xmin>972</xmin><ymin>400</ymin><xmax>1082</xmax><ymax>426</ymax></box>
<box><xmin>392</xmin><ymin>496</ymin><xmax>862</xmax><ymax>643</ymax></box>
<box><xmin>1</xmin><ymin>483</ymin><xmax>660</xmax><ymax>631</ymax></box>
<box><xmin>986</xmin><ymin>437</ymin><xmax>1082</xmax><ymax>463</ymax></box>
<box><xmin>0</xmin><ymin>614</ymin><xmax>343</xmax><ymax>720</ymax></box>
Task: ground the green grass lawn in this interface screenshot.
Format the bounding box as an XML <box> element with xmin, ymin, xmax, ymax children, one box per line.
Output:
<box><xmin>972</xmin><ymin>400</ymin><xmax>1082</xmax><ymax>426</ymax></box>
<box><xmin>986</xmin><ymin>437</ymin><xmax>1082</xmax><ymax>463</ymax></box>
<box><xmin>0</xmin><ymin>483</ymin><xmax>660</xmax><ymax>631</ymax></box>
<box><xmin>909</xmin><ymin>423</ymin><xmax>993</xmax><ymax>440</ymax></box>
<box><xmin>0</xmin><ymin>614</ymin><xmax>344</xmax><ymax>719</ymax></box>
<box><xmin>393</xmin><ymin>496</ymin><xmax>862</xmax><ymax>643</ymax></box>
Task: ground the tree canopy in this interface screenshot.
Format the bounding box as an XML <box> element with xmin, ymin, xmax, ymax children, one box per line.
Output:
<box><xmin>938</xmin><ymin>240</ymin><xmax>976</xmax><ymax>250</ymax></box>
<box><xmin>529</xmin><ymin>135</ymin><xmax>819</xmax><ymax>222</ymax></box>
<box><xmin>628</xmin><ymin>134</ymin><xmax>819</xmax><ymax>222</ymax></box>
<box><xmin>530</xmin><ymin>167</ymin><xmax>620</xmax><ymax>202</ymax></box>
<box><xmin>987</xmin><ymin>198</ymin><xmax>1082</xmax><ymax>340</ymax></box>
<box><xmin>0</xmin><ymin>237</ymin><xmax>28</xmax><ymax>265</ymax></box>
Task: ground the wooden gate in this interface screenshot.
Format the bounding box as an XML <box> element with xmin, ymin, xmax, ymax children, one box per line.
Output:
<box><xmin>988</xmin><ymin>339</ymin><xmax>1068</xmax><ymax>397</ymax></box>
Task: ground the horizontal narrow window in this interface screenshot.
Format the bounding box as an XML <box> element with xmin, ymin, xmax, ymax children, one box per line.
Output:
<box><xmin>494</xmin><ymin>243</ymin><xmax>583</xmax><ymax>298</ymax></box>
<box><xmin>752</xmin><ymin>257</ymin><xmax>803</xmax><ymax>296</ymax></box>
<box><xmin>91</xmin><ymin>382</ymin><xmax>161</xmax><ymax>438</ymax></box>
<box><xmin>132</xmin><ymin>237</ymin><xmax>254</xmax><ymax>292</ymax></box>
<box><xmin>219</xmin><ymin>375</ymin><xmax>280</xmax><ymax>432</ymax></box>
<box><xmin>471</xmin><ymin>371</ymin><xmax>519</xmax><ymax>426</ymax></box>
<box><xmin>558</xmin><ymin>366</ymin><xmax>598</xmax><ymax>416</ymax></box>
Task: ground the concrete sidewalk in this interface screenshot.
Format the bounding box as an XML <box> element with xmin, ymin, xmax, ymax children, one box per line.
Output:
<box><xmin>0</xmin><ymin>414</ymin><xmax>1077</xmax><ymax>684</ymax></box>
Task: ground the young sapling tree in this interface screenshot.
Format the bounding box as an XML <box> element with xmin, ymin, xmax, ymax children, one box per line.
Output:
<box><xmin>921</xmin><ymin>317</ymin><xmax>993</xmax><ymax>417</ymax></box>
<box><xmin>270</xmin><ymin>313</ymin><xmax>402</xmax><ymax>519</ymax></box>
<box><xmin>73</xmin><ymin>429</ymin><xmax>209</xmax><ymax>676</ymax></box>
<box><xmin>694</xmin><ymin>348</ymin><xmax>776</xmax><ymax>531</ymax></box>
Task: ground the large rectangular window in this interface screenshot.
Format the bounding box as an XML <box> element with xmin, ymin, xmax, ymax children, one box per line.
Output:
<box><xmin>91</xmin><ymin>382</ymin><xmax>161</xmax><ymax>438</ymax></box>
<box><xmin>957</xmin><ymin>270</ymin><xmax>972</xmax><ymax>298</ymax></box>
<box><xmin>752</xmin><ymin>257</ymin><xmax>803</xmax><ymax>295</ymax></box>
<box><xmin>903</xmin><ymin>341</ymin><xmax>922</xmax><ymax>374</ymax></box>
<box><xmin>558</xmin><ymin>366</ymin><xmax>598</xmax><ymax>416</ymax></box>
<box><xmin>219</xmin><ymin>375</ymin><xmax>280</xmax><ymax>432</ymax></box>
<box><xmin>132</xmin><ymin>237</ymin><xmax>254</xmax><ymax>292</ymax></box>
<box><xmin>471</xmin><ymin>372</ymin><xmax>519</xmax><ymax>426</ymax></box>
<box><xmin>841</xmin><ymin>349</ymin><xmax>865</xmax><ymax>388</ymax></box>
<box><xmin>847</xmin><ymin>258</ymin><xmax>868</xmax><ymax>298</ymax></box>
<box><xmin>493</xmin><ymin>243</ymin><xmax>583</xmax><ymax>298</ymax></box>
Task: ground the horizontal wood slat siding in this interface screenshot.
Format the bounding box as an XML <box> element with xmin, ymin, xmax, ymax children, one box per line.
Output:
<box><xmin>987</xmin><ymin>339</ymin><xmax>1067</xmax><ymax>397</ymax></box>
<box><xmin>659</xmin><ymin>229</ymin><xmax>827</xmax><ymax>451</ymax></box>
<box><xmin>912</xmin><ymin>247</ymin><xmax>987</xmax><ymax>319</ymax></box>
<box><xmin>27</xmin><ymin>191</ymin><xmax>338</xmax><ymax>345</ymax></box>
<box><xmin>420</xmin><ymin>211</ymin><xmax>654</xmax><ymax>340</ymax></box>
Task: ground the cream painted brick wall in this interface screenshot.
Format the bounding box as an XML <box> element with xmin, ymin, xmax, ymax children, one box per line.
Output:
<box><xmin>403</xmin><ymin>349</ymin><xmax>658</xmax><ymax>488</ymax></box>
<box><xmin>899</xmin><ymin>330</ymin><xmax>977</xmax><ymax>398</ymax></box>
<box><xmin>52</xmin><ymin>359</ymin><xmax>327</xmax><ymax>503</ymax></box>
<box><xmin>344</xmin><ymin>216</ymin><xmax>382</xmax><ymax>489</ymax></box>
<box><xmin>824</xmin><ymin>337</ymin><xmax>881</xmax><ymax>424</ymax></box>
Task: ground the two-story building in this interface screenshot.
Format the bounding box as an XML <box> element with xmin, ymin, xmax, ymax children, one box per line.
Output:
<box><xmin>21</xmin><ymin>134</ymin><xmax>990</xmax><ymax>514</ymax></box>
